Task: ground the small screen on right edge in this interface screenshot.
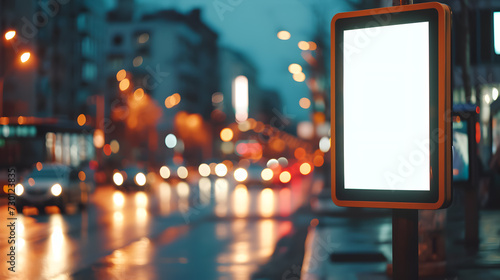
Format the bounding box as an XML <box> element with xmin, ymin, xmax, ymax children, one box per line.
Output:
<box><xmin>492</xmin><ymin>111</ymin><xmax>500</xmax><ymax>155</ymax></box>
<box><xmin>453</xmin><ymin>117</ymin><xmax>469</xmax><ymax>181</ymax></box>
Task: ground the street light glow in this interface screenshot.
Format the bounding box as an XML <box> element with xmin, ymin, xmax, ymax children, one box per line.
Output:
<box><xmin>298</xmin><ymin>41</ymin><xmax>310</xmax><ymax>50</ymax></box>
<box><xmin>277</xmin><ymin>30</ymin><xmax>291</xmax><ymax>40</ymax></box>
<box><xmin>119</xmin><ymin>78</ymin><xmax>130</xmax><ymax>91</ymax></box>
<box><xmin>288</xmin><ymin>63</ymin><xmax>302</xmax><ymax>74</ymax></box>
<box><xmin>220</xmin><ymin>128</ymin><xmax>234</xmax><ymax>142</ymax></box>
<box><xmin>5</xmin><ymin>30</ymin><xmax>16</xmax><ymax>41</ymax></box>
<box><xmin>233</xmin><ymin>75</ymin><xmax>248</xmax><ymax>123</ymax></box>
<box><xmin>299</xmin><ymin>97</ymin><xmax>311</xmax><ymax>109</ymax></box>
<box><xmin>116</xmin><ymin>69</ymin><xmax>126</xmax><ymax>81</ymax></box>
<box><xmin>308</xmin><ymin>41</ymin><xmax>317</xmax><ymax>50</ymax></box>
<box><xmin>20</xmin><ymin>52</ymin><xmax>31</xmax><ymax>63</ymax></box>
<box><xmin>293</xmin><ymin>72</ymin><xmax>306</xmax><ymax>82</ymax></box>
<box><xmin>134</xmin><ymin>88</ymin><xmax>145</xmax><ymax>100</ymax></box>
<box><xmin>77</xmin><ymin>114</ymin><xmax>86</xmax><ymax>126</ymax></box>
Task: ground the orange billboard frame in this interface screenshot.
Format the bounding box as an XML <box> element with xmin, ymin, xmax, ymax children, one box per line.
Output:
<box><xmin>331</xmin><ymin>2</ymin><xmax>452</xmax><ymax>209</ymax></box>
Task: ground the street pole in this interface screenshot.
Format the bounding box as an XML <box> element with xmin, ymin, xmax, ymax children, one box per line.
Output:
<box><xmin>390</xmin><ymin>1</ymin><xmax>417</xmax><ymax>279</ymax></box>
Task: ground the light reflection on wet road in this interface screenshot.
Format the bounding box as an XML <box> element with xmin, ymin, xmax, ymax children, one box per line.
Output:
<box><xmin>0</xmin><ymin>174</ymin><xmax>311</xmax><ymax>279</ymax></box>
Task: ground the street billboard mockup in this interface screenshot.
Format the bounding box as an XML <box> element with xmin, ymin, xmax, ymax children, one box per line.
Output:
<box><xmin>331</xmin><ymin>2</ymin><xmax>452</xmax><ymax>209</ymax></box>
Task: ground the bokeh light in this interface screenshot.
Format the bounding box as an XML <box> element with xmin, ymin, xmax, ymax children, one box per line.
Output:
<box><xmin>20</xmin><ymin>52</ymin><xmax>31</xmax><ymax>63</ymax></box>
<box><xmin>165</xmin><ymin>134</ymin><xmax>177</xmax><ymax>148</ymax></box>
<box><xmin>119</xmin><ymin>78</ymin><xmax>130</xmax><ymax>91</ymax></box>
<box><xmin>110</xmin><ymin>140</ymin><xmax>120</xmax><ymax>153</ymax></box>
<box><xmin>279</xmin><ymin>171</ymin><xmax>292</xmax><ymax>184</ymax></box>
<box><xmin>134</xmin><ymin>173</ymin><xmax>146</xmax><ymax>186</ymax></box>
<box><xmin>234</xmin><ymin>168</ymin><xmax>248</xmax><ymax>182</ymax></box>
<box><xmin>77</xmin><ymin>114</ymin><xmax>86</xmax><ymax>126</ymax></box>
<box><xmin>134</xmin><ymin>88</ymin><xmax>145</xmax><ymax>100</ymax></box>
<box><xmin>220</xmin><ymin>128</ymin><xmax>234</xmax><ymax>142</ymax></box>
<box><xmin>298</xmin><ymin>41</ymin><xmax>309</xmax><ymax>50</ymax></box>
<box><xmin>293</xmin><ymin>72</ymin><xmax>306</xmax><ymax>82</ymax></box>
<box><xmin>177</xmin><ymin>166</ymin><xmax>188</xmax><ymax>179</ymax></box>
<box><xmin>308</xmin><ymin>41</ymin><xmax>317</xmax><ymax>50</ymax></box>
<box><xmin>159</xmin><ymin>166</ymin><xmax>171</xmax><ymax>179</ymax></box>
<box><xmin>319</xmin><ymin>137</ymin><xmax>331</xmax><ymax>152</ymax></box>
<box><xmin>261</xmin><ymin>168</ymin><xmax>273</xmax><ymax>181</ymax></box>
<box><xmin>215</xmin><ymin>163</ymin><xmax>228</xmax><ymax>177</ymax></box>
<box><xmin>4</xmin><ymin>30</ymin><xmax>16</xmax><ymax>41</ymax></box>
<box><xmin>116</xmin><ymin>69</ymin><xmax>126</xmax><ymax>81</ymax></box>
<box><xmin>277</xmin><ymin>30</ymin><xmax>291</xmax><ymax>40</ymax></box>
<box><xmin>299</xmin><ymin>97</ymin><xmax>311</xmax><ymax>109</ymax></box>
<box><xmin>299</xmin><ymin>163</ymin><xmax>312</xmax><ymax>175</ymax></box>
<box><xmin>288</xmin><ymin>63</ymin><xmax>302</xmax><ymax>74</ymax></box>
<box><xmin>198</xmin><ymin>163</ymin><xmax>211</xmax><ymax>177</ymax></box>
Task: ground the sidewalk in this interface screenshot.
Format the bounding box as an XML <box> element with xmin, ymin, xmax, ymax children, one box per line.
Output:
<box><xmin>300</xmin><ymin>189</ymin><xmax>500</xmax><ymax>280</ymax></box>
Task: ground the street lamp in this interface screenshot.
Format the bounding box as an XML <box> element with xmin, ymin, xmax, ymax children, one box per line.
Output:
<box><xmin>4</xmin><ymin>30</ymin><xmax>16</xmax><ymax>41</ymax></box>
<box><xmin>1</xmin><ymin>30</ymin><xmax>32</xmax><ymax>116</ymax></box>
<box><xmin>20</xmin><ymin>52</ymin><xmax>31</xmax><ymax>63</ymax></box>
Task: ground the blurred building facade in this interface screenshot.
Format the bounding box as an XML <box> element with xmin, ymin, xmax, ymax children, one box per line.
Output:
<box><xmin>106</xmin><ymin>2</ymin><xmax>219</xmax><ymax>164</ymax></box>
<box><xmin>0</xmin><ymin>0</ymin><xmax>105</xmax><ymax>168</ymax></box>
<box><xmin>106</xmin><ymin>5</ymin><xmax>218</xmax><ymax>130</ymax></box>
<box><xmin>218</xmin><ymin>47</ymin><xmax>283</xmax><ymax>124</ymax></box>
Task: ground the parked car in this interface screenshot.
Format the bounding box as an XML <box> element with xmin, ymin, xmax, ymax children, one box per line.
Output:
<box><xmin>112</xmin><ymin>165</ymin><xmax>150</xmax><ymax>192</ymax></box>
<box><xmin>15</xmin><ymin>163</ymin><xmax>92</xmax><ymax>214</ymax></box>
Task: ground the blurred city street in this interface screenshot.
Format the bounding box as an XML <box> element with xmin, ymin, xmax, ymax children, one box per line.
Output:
<box><xmin>1</xmin><ymin>0</ymin><xmax>500</xmax><ymax>279</ymax></box>
<box><xmin>0</xmin><ymin>172</ymin><xmax>316</xmax><ymax>280</ymax></box>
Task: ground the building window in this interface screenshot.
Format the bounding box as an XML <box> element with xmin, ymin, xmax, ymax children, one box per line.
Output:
<box><xmin>108</xmin><ymin>55</ymin><xmax>124</xmax><ymax>70</ymax></box>
<box><xmin>82</xmin><ymin>62</ymin><xmax>97</xmax><ymax>82</ymax></box>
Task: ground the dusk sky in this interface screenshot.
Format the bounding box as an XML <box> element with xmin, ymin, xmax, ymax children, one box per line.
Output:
<box><xmin>107</xmin><ymin>0</ymin><xmax>353</xmax><ymax>121</ymax></box>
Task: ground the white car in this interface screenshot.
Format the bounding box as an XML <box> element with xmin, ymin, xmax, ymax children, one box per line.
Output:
<box><xmin>15</xmin><ymin>164</ymin><xmax>92</xmax><ymax>214</ymax></box>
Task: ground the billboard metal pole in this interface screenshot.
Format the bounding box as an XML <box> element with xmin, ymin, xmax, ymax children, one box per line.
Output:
<box><xmin>390</xmin><ymin>1</ymin><xmax>417</xmax><ymax>279</ymax></box>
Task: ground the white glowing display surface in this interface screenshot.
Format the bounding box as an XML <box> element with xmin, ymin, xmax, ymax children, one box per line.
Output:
<box><xmin>343</xmin><ymin>22</ymin><xmax>430</xmax><ymax>191</ymax></box>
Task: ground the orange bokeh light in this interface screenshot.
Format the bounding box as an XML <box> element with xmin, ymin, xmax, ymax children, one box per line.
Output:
<box><xmin>294</xmin><ymin>147</ymin><xmax>306</xmax><ymax>160</ymax></box>
<box><xmin>78</xmin><ymin>171</ymin><xmax>86</xmax><ymax>181</ymax></box>
<box><xmin>119</xmin><ymin>78</ymin><xmax>130</xmax><ymax>91</ymax></box>
<box><xmin>116</xmin><ymin>69</ymin><xmax>126</xmax><ymax>81</ymax></box>
<box><xmin>220</xmin><ymin>128</ymin><xmax>234</xmax><ymax>142</ymax></box>
<box><xmin>77</xmin><ymin>114</ymin><xmax>86</xmax><ymax>126</ymax></box>
<box><xmin>313</xmin><ymin>156</ymin><xmax>324</xmax><ymax>167</ymax></box>
<box><xmin>300</xmin><ymin>163</ymin><xmax>312</xmax><ymax>175</ymax></box>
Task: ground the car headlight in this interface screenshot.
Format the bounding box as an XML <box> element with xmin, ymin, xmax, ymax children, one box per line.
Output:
<box><xmin>134</xmin><ymin>172</ymin><xmax>146</xmax><ymax>186</ymax></box>
<box><xmin>51</xmin><ymin>184</ymin><xmax>62</xmax><ymax>196</ymax></box>
<box><xmin>113</xmin><ymin>172</ymin><xmax>124</xmax><ymax>186</ymax></box>
<box><xmin>15</xmin><ymin>184</ymin><xmax>24</xmax><ymax>196</ymax></box>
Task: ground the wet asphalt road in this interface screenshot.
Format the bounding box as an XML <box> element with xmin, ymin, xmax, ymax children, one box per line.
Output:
<box><xmin>0</xmin><ymin>174</ymin><xmax>313</xmax><ymax>280</ymax></box>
